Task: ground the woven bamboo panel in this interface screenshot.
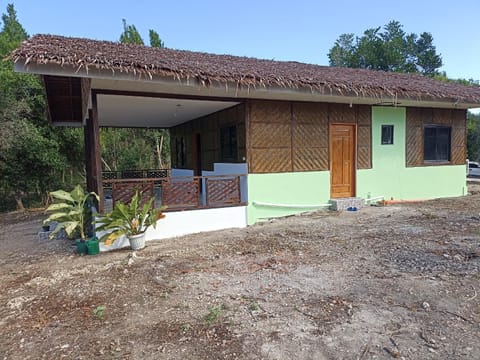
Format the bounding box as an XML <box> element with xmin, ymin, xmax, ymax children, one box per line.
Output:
<box><xmin>112</xmin><ymin>181</ymin><xmax>155</xmax><ymax>207</ymax></box>
<box><xmin>406</xmin><ymin>126</ymin><xmax>423</xmax><ymax>167</ymax></box>
<box><xmin>451</xmin><ymin>146</ymin><xmax>466</xmax><ymax>165</ymax></box>
<box><xmin>329</xmin><ymin>103</ymin><xmax>356</xmax><ymax>123</ymax></box>
<box><xmin>250</xmin><ymin>148</ymin><xmax>292</xmax><ymax>173</ymax></box>
<box><xmin>293</xmin><ymin>123</ymin><xmax>328</xmax><ymax>148</ymax></box>
<box><xmin>452</xmin><ymin>109</ymin><xmax>467</xmax><ymax>125</ymax></box>
<box><xmin>357</xmin><ymin>146</ymin><xmax>371</xmax><ymax>169</ymax></box>
<box><xmin>293</xmin><ymin>147</ymin><xmax>328</xmax><ymax>171</ymax></box>
<box><xmin>357</xmin><ymin>105</ymin><xmax>371</xmax><ymax>126</ymax></box>
<box><xmin>433</xmin><ymin>108</ymin><xmax>452</xmax><ymax>124</ymax></box>
<box><xmin>250</xmin><ymin>100</ymin><xmax>290</xmax><ymax>123</ymax></box>
<box><xmin>206</xmin><ymin>177</ymin><xmax>240</xmax><ymax>206</ymax></box>
<box><xmin>293</xmin><ymin>102</ymin><xmax>329</xmax><ymax>124</ymax></box>
<box><xmin>452</xmin><ymin>125</ymin><xmax>466</xmax><ymax>148</ymax></box>
<box><xmin>161</xmin><ymin>179</ymin><xmax>199</xmax><ymax>208</ymax></box>
<box><xmin>357</xmin><ymin>126</ymin><xmax>370</xmax><ymax>147</ymax></box>
<box><xmin>250</xmin><ymin>123</ymin><xmax>291</xmax><ymax>148</ymax></box>
<box><xmin>406</xmin><ymin>108</ymin><xmax>425</xmax><ymax>127</ymax></box>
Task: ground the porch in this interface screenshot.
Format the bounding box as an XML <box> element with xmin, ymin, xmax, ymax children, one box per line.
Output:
<box><xmin>102</xmin><ymin>171</ymin><xmax>247</xmax><ymax>212</ymax></box>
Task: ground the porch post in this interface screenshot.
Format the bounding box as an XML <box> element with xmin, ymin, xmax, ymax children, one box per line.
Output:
<box><xmin>84</xmin><ymin>92</ymin><xmax>104</xmax><ymax>212</ymax></box>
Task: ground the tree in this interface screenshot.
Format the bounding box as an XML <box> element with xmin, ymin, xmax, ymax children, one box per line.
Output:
<box><xmin>119</xmin><ymin>19</ymin><xmax>165</xmax><ymax>48</ymax></box>
<box><xmin>0</xmin><ymin>3</ymin><xmax>79</xmax><ymax>210</ymax></box>
<box><xmin>149</xmin><ymin>29</ymin><xmax>164</xmax><ymax>48</ymax></box>
<box><xmin>119</xmin><ymin>19</ymin><xmax>144</xmax><ymax>45</ymax></box>
<box><xmin>467</xmin><ymin>112</ymin><xmax>480</xmax><ymax>162</ymax></box>
<box><xmin>328</xmin><ymin>20</ymin><xmax>443</xmax><ymax>77</ymax></box>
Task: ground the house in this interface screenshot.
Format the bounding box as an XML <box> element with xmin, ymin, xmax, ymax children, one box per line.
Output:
<box><xmin>10</xmin><ymin>35</ymin><xmax>480</xmax><ymax>245</ymax></box>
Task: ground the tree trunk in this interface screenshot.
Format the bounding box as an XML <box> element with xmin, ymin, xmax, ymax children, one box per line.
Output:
<box><xmin>14</xmin><ymin>190</ymin><xmax>25</xmax><ymax>211</ymax></box>
<box><xmin>156</xmin><ymin>135</ymin><xmax>164</xmax><ymax>168</ymax></box>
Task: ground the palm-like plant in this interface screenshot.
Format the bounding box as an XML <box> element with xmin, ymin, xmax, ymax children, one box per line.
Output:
<box><xmin>44</xmin><ymin>185</ymin><xmax>99</xmax><ymax>240</ymax></box>
<box><xmin>96</xmin><ymin>191</ymin><xmax>165</xmax><ymax>246</ymax></box>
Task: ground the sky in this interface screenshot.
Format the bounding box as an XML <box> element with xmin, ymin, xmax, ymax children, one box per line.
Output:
<box><xmin>3</xmin><ymin>0</ymin><xmax>480</xmax><ymax>81</ymax></box>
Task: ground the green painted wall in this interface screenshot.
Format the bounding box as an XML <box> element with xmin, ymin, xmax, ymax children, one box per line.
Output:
<box><xmin>357</xmin><ymin>106</ymin><xmax>467</xmax><ymax>200</ymax></box>
<box><xmin>247</xmin><ymin>171</ymin><xmax>330</xmax><ymax>224</ymax></box>
<box><xmin>246</xmin><ymin>106</ymin><xmax>467</xmax><ymax>225</ymax></box>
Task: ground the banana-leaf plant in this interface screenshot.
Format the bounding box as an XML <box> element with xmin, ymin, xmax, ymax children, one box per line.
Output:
<box><xmin>96</xmin><ymin>190</ymin><xmax>166</xmax><ymax>246</ymax></box>
<box><xmin>43</xmin><ymin>185</ymin><xmax>99</xmax><ymax>240</ymax></box>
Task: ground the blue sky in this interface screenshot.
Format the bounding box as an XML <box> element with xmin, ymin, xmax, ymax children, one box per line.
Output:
<box><xmin>3</xmin><ymin>0</ymin><xmax>480</xmax><ymax>81</ymax></box>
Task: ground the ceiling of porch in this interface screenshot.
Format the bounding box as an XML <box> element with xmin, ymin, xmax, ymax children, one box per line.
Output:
<box><xmin>96</xmin><ymin>94</ymin><xmax>239</xmax><ymax>128</ymax></box>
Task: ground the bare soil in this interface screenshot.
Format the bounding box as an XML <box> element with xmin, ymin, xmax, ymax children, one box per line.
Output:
<box><xmin>1</xmin><ymin>184</ymin><xmax>480</xmax><ymax>359</ymax></box>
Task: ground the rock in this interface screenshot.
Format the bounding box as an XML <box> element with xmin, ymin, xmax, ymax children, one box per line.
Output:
<box><xmin>422</xmin><ymin>301</ymin><xmax>431</xmax><ymax>311</ymax></box>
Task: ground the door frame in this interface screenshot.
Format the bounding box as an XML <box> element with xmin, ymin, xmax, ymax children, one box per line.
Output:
<box><xmin>329</xmin><ymin>123</ymin><xmax>357</xmax><ymax>198</ymax></box>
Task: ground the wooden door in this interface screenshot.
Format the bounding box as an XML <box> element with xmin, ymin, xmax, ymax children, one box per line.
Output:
<box><xmin>330</xmin><ymin>124</ymin><xmax>356</xmax><ymax>198</ymax></box>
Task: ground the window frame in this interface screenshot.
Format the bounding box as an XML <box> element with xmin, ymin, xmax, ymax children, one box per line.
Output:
<box><xmin>381</xmin><ymin>125</ymin><xmax>394</xmax><ymax>145</ymax></box>
<box><xmin>220</xmin><ymin>125</ymin><xmax>238</xmax><ymax>163</ymax></box>
<box><xmin>423</xmin><ymin>124</ymin><xmax>451</xmax><ymax>163</ymax></box>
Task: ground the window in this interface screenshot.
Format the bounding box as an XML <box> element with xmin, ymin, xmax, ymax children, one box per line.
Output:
<box><xmin>381</xmin><ymin>125</ymin><xmax>394</xmax><ymax>145</ymax></box>
<box><xmin>424</xmin><ymin>125</ymin><xmax>451</xmax><ymax>162</ymax></box>
<box><xmin>220</xmin><ymin>126</ymin><xmax>237</xmax><ymax>162</ymax></box>
<box><xmin>175</xmin><ymin>137</ymin><xmax>185</xmax><ymax>167</ymax></box>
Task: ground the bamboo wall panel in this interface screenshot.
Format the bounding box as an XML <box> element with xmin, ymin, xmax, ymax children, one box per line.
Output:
<box><xmin>250</xmin><ymin>148</ymin><xmax>292</xmax><ymax>173</ymax></box>
<box><xmin>250</xmin><ymin>100</ymin><xmax>290</xmax><ymax>123</ymax></box>
<box><xmin>452</xmin><ymin>109</ymin><xmax>467</xmax><ymax>165</ymax></box>
<box><xmin>250</xmin><ymin>123</ymin><xmax>291</xmax><ymax>148</ymax></box>
<box><xmin>170</xmin><ymin>103</ymin><xmax>246</xmax><ymax>170</ymax></box>
<box><xmin>357</xmin><ymin>126</ymin><xmax>371</xmax><ymax>169</ymax></box>
<box><xmin>248</xmin><ymin>100</ymin><xmax>372</xmax><ymax>173</ymax></box>
<box><xmin>293</xmin><ymin>102</ymin><xmax>329</xmax><ymax>124</ymax></box>
<box><xmin>406</xmin><ymin>107</ymin><xmax>466</xmax><ymax>167</ymax></box>
<box><xmin>293</xmin><ymin>147</ymin><xmax>328</xmax><ymax>171</ymax></box>
<box><xmin>329</xmin><ymin>103</ymin><xmax>356</xmax><ymax>123</ymax></box>
<box><xmin>357</xmin><ymin>105</ymin><xmax>371</xmax><ymax>125</ymax></box>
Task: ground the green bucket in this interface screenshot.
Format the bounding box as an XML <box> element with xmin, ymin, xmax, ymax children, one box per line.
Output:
<box><xmin>75</xmin><ymin>239</ymin><xmax>88</xmax><ymax>255</ymax></box>
<box><xmin>86</xmin><ymin>237</ymin><xmax>100</xmax><ymax>255</ymax></box>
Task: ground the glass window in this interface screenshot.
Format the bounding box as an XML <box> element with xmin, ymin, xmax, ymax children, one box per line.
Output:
<box><xmin>220</xmin><ymin>126</ymin><xmax>237</xmax><ymax>162</ymax></box>
<box><xmin>381</xmin><ymin>125</ymin><xmax>394</xmax><ymax>145</ymax></box>
<box><xmin>424</xmin><ymin>126</ymin><xmax>451</xmax><ymax>162</ymax></box>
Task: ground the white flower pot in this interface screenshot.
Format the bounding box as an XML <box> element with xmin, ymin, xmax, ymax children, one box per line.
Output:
<box><xmin>128</xmin><ymin>232</ymin><xmax>146</xmax><ymax>250</ymax></box>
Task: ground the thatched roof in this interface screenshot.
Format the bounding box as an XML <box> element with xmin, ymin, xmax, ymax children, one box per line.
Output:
<box><xmin>9</xmin><ymin>34</ymin><xmax>480</xmax><ymax>104</ymax></box>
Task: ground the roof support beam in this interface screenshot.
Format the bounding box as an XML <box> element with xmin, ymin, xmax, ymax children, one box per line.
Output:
<box><xmin>84</xmin><ymin>93</ymin><xmax>104</xmax><ymax>212</ymax></box>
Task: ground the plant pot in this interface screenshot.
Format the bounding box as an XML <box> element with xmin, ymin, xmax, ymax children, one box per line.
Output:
<box><xmin>128</xmin><ymin>233</ymin><xmax>146</xmax><ymax>250</ymax></box>
<box><xmin>75</xmin><ymin>239</ymin><xmax>88</xmax><ymax>254</ymax></box>
<box><xmin>86</xmin><ymin>237</ymin><xmax>100</xmax><ymax>255</ymax></box>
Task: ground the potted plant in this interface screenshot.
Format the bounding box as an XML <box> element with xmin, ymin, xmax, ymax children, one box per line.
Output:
<box><xmin>43</xmin><ymin>185</ymin><xmax>99</xmax><ymax>254</ymax></box>
<box><xmin>96</xmin><ymin>190</ymin><xmax>165</xmax><ymax>250</ymax></box>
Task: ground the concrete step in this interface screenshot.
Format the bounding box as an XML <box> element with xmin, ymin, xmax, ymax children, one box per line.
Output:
<box><xmin>329</xmin><ymin>197</ymin><xmax>365</xmax><ymax>211</ymax></box>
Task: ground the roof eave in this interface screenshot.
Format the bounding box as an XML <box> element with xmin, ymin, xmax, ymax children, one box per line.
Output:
<box><xmin>14</xmin><ymin>60</ymin><xmax>480</xmax><ymax>110</ymax></box>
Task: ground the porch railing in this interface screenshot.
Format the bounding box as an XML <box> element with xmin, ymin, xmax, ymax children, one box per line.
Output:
<box><xmin>102</xmin><ymin>174</ymin><xmax>247</xmax><ymax>212</ymax></box>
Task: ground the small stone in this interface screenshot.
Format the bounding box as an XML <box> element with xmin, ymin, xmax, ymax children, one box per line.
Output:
<box><xmin>422</xmin><ymin>301</ymin><xmax>431</xmax><ymax>311</ymax></box>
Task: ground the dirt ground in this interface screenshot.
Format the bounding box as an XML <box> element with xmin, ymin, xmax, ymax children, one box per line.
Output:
<box><xmin>1</xmin><ymin>184</ymin><xmax>479</xmax><ymax>360</ymax></box>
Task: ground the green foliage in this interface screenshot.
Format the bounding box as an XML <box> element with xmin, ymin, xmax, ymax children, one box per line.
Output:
<box><xmin>119</xmin><ymin>19</ymin><xmax>144</xmax><ymax>45</ymax></box>
<box><xmin>204</xmin><ymin>305</ymin><xmax>223</xmax><ymax>323</ymax></box>
<box><xmin>0</xmin><ymin>3</ymin><xmax>85</xmax><ymax>210</ymax></box>
<box><xmin>96</xmin><ymin>191</ymin><xmax>166</xmax><ymax>244</ymax></box>
<box><xmin>93</xmin><ymin>305</ymin><xmax>106</xmax><ymax>320</ymax></box>
<box><xmin>328</xmin><ymin>20</ymin><xmax>442</xmax><ymax>76</ymax></box>
<box><xmin>149</xmin><ymin>29</ymin><xmax>164</xmax><ymax>48</ymax></box>
<box><xmin>44</xmin><ymin>185</ymin><xmax>99</xmax><ymax>240</ymax></box>
<box><xmin>467</xmin><ymin>111</ymin><xmax>480</xmax><ymax>162</ymax></box>
<box><xmin>119</xmin><ymin>19</ymin><xmax>164</xmax><ymax>48</ymax></box>
<box><xmin>100</xmin><ymin>128</ymin><xmax>170</xmax><ymax>171</ymax></box>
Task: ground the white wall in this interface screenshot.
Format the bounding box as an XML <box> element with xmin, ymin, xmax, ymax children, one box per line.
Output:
<box><xmin>99</xmin><ymin>205</ymin><xmax>247</xmax><ymax>252</ymax></box>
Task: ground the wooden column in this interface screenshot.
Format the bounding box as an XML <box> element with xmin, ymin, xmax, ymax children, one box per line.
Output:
<box><xmin>84</xmin><ymin>92</ymin><xmax>104</xmax><ymax>212</ymax></box>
